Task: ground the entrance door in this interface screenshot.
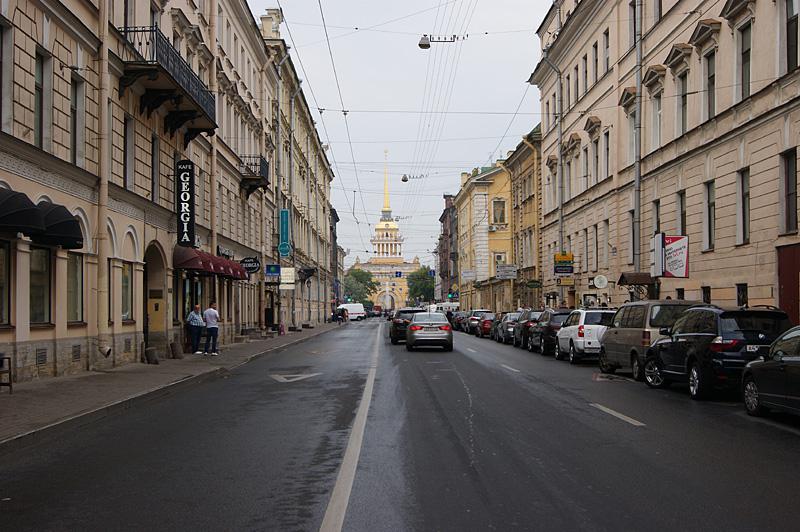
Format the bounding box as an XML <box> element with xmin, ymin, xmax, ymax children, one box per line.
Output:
<box><xmin>778</xmin><ymin>244</ymin><xmax>800</xmax><ymax>325</ymax></box>
<box><xmin>144</xmin><ymin>244</ymin><xmax>167</xmax><ymax>351</ymax></box>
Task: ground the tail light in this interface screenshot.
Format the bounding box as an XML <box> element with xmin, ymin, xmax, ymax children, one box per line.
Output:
<box><xmin>641</xmin><ymin>330</ymin><xmax>651</xmax><ymax>347</ymax></box>
<box><xmin>439</xmin><ymin>324</ymin><xmax>451</xmax><ymax>331</ymax></box>
<box><xmin>409</xmin><ymin>325</ymin><xmax>423</xmax><ymax>331</ymax></box>
<box><xmin>709</xmin><ymin>336</ymin><xmax>743</xmax><ymax>352</ymax></box>
<box><xmin>578</xmin><ymin>325</ymin><xmax>584</xmax><ymax>338</ymax></box>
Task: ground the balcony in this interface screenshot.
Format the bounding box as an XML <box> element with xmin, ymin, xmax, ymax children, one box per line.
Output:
<box><xmin>118</xmin><ymin>26</ymin><xmax>216</xmax><ymax>146</ymax></box>
<box><xmin>239</xmin><ymin>155</ymin><xmax>270</xmax><ymax>197</ymax></box>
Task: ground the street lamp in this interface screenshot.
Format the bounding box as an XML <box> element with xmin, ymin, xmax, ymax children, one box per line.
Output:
<box><xmin>418</xmin><ymin>34</ymin><xmax>462</xmax><ymax>49</ymax></box>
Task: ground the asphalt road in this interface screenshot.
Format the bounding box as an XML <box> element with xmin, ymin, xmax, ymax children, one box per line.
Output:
<box><xmin>3</xmin><ymin>318</ymin><xmax>800</xmax><ymax>531</ymax></box>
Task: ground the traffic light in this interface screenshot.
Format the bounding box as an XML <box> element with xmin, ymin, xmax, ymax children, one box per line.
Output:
<box><xmin>447</xmin><ymin>293</ymin><xmax>453</xmax><ymax>299</ymax></box>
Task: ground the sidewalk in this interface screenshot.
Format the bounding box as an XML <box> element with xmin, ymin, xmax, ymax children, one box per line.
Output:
<box><xmin>0</xmin><ymin>322</ymin><xmax>342</xmax><ymax>454</ymax></box>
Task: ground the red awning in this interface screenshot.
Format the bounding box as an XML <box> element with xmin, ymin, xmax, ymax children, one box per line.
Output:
<box><xmin>173</xmin><ymin>246</ymin><xmax>215</xmax><ymax>274</ymax></box>
<box><xmin>231</xmin><ymin>262</ymin><xmax>248</xmax><ymax>280</ymax></box>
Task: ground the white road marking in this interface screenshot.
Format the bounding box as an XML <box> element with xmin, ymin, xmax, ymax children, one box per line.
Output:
<box><xmin>319</xmin><ymin>323</ymin><xmax>381</xmax><ymax>532</ymax></box>
<box><xmin>590</xmin><ymin>403</ymin><xmax>646</xmax><ymax>427</ymax></box>
<box><xmin>467</xmin><ymin>348</ymin><xmax>477</xmax><ymax>353</ymax></box>
<box><xmin>500</xmin><ymin>364</ymin><xmax>521</xmax><ymax>373</ymax></box>
<box><xmin>269</xmin><ymin>373</ymin><xmax>322</xmax><ymax>383</ymax></box>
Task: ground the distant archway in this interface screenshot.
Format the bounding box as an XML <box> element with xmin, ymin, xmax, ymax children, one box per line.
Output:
<box><xmin>379</xmin><ymin>292</ymin><xmax>396</xmax><ymax>310</ymax></box>
<box><xmin>143</xmin><ymin>242</ymin><xmax>168</xmax><ymax>353</ymax></box>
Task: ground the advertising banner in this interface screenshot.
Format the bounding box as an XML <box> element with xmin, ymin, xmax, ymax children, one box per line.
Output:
<box><xmin>176</xmin><ymin>160</ymin><xmax>195</xmax><ymax>247</ymax></box>
<box><xmin>663</xmin><ymin>235</ymin><xmax>689</xmax><ymax>278</ymax></box>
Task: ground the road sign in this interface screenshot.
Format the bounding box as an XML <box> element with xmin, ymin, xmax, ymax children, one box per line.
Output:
<box><xmin>496</xmin><ymin>264</ymin><xmax>518</xmax><ymax>280</ymax></box>
<box><xmin>395</xmin><ymin>271</ymin><xmax>402</xmax><ymax>278</ymax></box>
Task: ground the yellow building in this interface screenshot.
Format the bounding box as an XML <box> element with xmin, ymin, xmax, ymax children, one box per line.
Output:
<box><xmin>350</xmin><ymin>155</ymin><xmax>420</xmax><ymax>310</ymax></box>
<box><xmin>455</xmin><ymin>162</ymin><xmax>514</xmax><ymax>311</ymax></box>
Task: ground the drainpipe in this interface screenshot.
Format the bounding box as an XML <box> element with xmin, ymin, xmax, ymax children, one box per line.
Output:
<box><xmin>95</xmin><ymin>0</ymin><xmax>111</xmax><ymax>363</ymax></box>
<box><xmin>274</xmin><ymin>51</ymin><xmax>290</xmax><ymax>330</ymax></box>
<box><xmin>209</xmin><ymin>0</ymin><xmax>219</xmax><ymax>305</ymax></box>
<box><xmin>633</xmin><ymin>0</ymin><xmax>644</xmax><ymax>297</ymax></box>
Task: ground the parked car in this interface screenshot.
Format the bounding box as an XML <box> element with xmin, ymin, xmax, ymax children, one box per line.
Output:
<box><xmin>742</xmin><ymin>325</ymin><xmax>800</xmax><ymax>416</ymax></box>
<box><xmin>466</xmin><ymin>309</ymin><xmax>491</xmax><ymax>334</ymax></box>
<box><xmin>406</xmin><ymin>312</ymin><xmax>453</xmax><ymax>351</ymax></box>
<box><xmin>645</xmin><ymin>305</ymin><xmax>792</xmax><ymax>399</ymax></box>
<box><xmin>389</xmin><ymin>307</ymin><xmax>426</xmax><ymax>344</ymax></box>
<box><xmin>453</xmin><ymin>311</ymin><xmax>469</xmax><ymax>331</ymax></box>
<box><xmin>514</xmin><ymin>310</ymin><xmax>542</xmax><ymax>348</ymax></box>
<box><xmin>556</xmin><ymin>309</ymin><xmax>616</xmax><ymax>363</ymax></box>
<box><xmin>477</xmin><ymin>313</ymin><xmax>496</xmax><ymax>338</ymax></box>
<box><xmin>528</xmin><ymin>309</ymin><xmax>572</xmax><ymax>355</ymax></box>
<box><xmin>600</xmin><ymin>299</ymin><xmax>700</xmax><ymax>380</ymax></box>
<box><xmin>489</xmin><ymin>312</ymin><xmax>508</xmax><ymax>341</ymax></box>
<box><xmin>497</xmin><ymin>312</ymin><xmax>521</xmax><ymax>344</ymax></box>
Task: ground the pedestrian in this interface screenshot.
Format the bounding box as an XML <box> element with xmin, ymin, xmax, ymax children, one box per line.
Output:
<box><xmin>203</xmin><ymin>301</ymin><xmax>220</xmax><ymax>356</ymax></box>
<box><xmin>186</xmin><ymin>304</ymin><xmax>205</xmax><ymax>355</ymax></box>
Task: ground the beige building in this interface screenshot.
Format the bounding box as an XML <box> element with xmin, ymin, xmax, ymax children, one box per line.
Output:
<box><xmin>504</xmin><ymin>126</ymin><xmax>543</xmax><ymax>308</ymax></box>
<box><xmin>0</xmin><ymin>0</ymin><xmax>333</xmax><ymax>383</ymax></box>
<box><xmin>531</xmin><ymin>0</ymin><xmax>800</xmax><ymax>319</ymax></box>
<box><xmin>455</xmin><ymin>162</ymin><xmax>514</xmax><ymax>311</ymax></box>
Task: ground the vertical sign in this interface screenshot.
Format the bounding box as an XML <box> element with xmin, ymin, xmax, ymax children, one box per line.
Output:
<box><xmin>176</xmin><ymin>160</ymin><xmax>195</xmax><ymax>247</ymax></box>
<box><xmin>279</xmin><ymin>208</ymin><xmax>292</xmax><ymax>257</ymax></box>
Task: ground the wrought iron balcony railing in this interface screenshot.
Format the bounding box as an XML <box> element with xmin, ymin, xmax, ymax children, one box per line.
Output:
<box><xmin>120</xmin><ymin>26</ymin><xmax>215</xmax><ymax>123</ymax></box>
<box><xmin>239</xmin><ymin>155</ymin><xmax>270</xmax><ymax>197</ymax></box>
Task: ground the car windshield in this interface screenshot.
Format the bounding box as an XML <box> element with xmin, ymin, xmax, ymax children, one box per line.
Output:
<box><xmin>397</xmin><ymin>309</ymin><xmax>424</xmax><ymax>320</ymax></box>
<box><xmin>585</xmin><ymin>311</ymin><xmax>615</xmax><ymax>326</ymax></box>
<box><xmin>412</xmin><ymin>313</ymin><xmax>447</xmax><ymax>323</ymax></box>
<box><xmin>720</xmin><ymin>311</ymin><xmax>792</xmax><ymax>341</ymax></box>
<box><xmin>649</xmin><ymin>304</ymin><xmax>692</xmax><ymax>327</ymax></box>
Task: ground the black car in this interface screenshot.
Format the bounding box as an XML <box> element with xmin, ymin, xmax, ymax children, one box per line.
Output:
<box><xmin>645</xmin><ymin>306</ymin><xmax>792</xmax><ymax>399</ymax></box>
<box><xmin>513</xmin><ymin>309</ymin><xmax>542</xmax><ymax>348</ymax></box>
<box><xmin>742</xmin><ymin>325</ymin><xmax>800</xmax><ymax>416</ymax></box>
<box><xmin>497</xmin><ymin>312</ymin><xmax>521</xmax><ymax>344</ymax></box>
<box><xmin>389</xmin><ymin>308</ymin><xmax>426</xmax><ymax>344</ymax></box>
<box><xmin>528</xmin><ymin>309</ymin><xmax>572</xmax><ymax>355</ymax></box>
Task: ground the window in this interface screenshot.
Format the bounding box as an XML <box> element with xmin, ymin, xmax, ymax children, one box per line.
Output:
<box><xmin>603</xmin><ymin>220</ymin><xmax>610</xmax><ymax>268</ymax></box>
<box><xmin>629</xmin><ymin>1</ymin><xmax>636</xmax><ymax>49</ymax></box>
<box><xmin>150</xmin><ymin>135</ymin><xmax>159</xmax><ymax>202</ymax></box>
<box><xmin>788</xmin><ymin>0</ymin><xmax>798</xmax><ymax>71</ymax></box>
<box><xmin>591</xmin><ymin>138</ymin><xmax>599</xmax><ymax>186</ymax></box>
<box><xmin>582</xmin><ymin>55</ymin><xmax>588</xmax><ymax>95</ymax></box>
<box><xmin>738</xmin><ymin>168</ymin><xmax>750</xmax><ymax>244</ymax></box>
<box><xmin>651</xmin><ymin>92</ymin><xmax>662</xmax><ymax>149</ymax></box>
<box><xmin>565</xmin><ymin>74</ymin><xmax>571</xmax><ymax>108</ymax></box>
<box><xmin>123</xmin><ymin>115</ymin><xmax>134</xmax><ymax>190</ymax></box>
<box><xmin>676</xmin><ymin>288</ymin><xmax>685</xmax><ymax>300</ymax></box>
<box><xmin>653</xmin><ymin>200</ymin><xmax>661</xmax><ymax>234</ymax></box>
<box><xmin>492</xmin><ymin>199</ymin><xmax>506</xmax><ymax>224</ymax></box>
<box><xmin>592</xmin><ymin>42</ymin><xmax>598</xmax><ymax>83</ymax></box>
<box><xmin>740</xmin><ymin>22</ymin><xmax>751</xmax><ymax>99</ymax></box>
<box><xmin>583</xmin><ymin>229</ymin><xmax>589</xmax><ymax>271</ymax></box>
<box><xmin>34</xmin><ymin>52</ymin><xmax>44</xmax><ymax>148</ymax></box>
<box><xmin>628</xmin><ymin>209</ymin><xmax>635</xmax><ymax>264</ymax></box>
<box><xmin>603</xmin><ymin>130</ymin><xmax>610</xmax><ymax>178</ymax></box>
<box><xmin>654</xmin><ymin>0</ymin><xmax>662</xmax><ymax>22</ymax></box>
<box><xmin>30</xmin><ymin>247</ymin><xmax>51</xmax><ymax>324</ymax></box>
<box><xmin>678</xmin><ymin>72</ymin><xmax>688</xmax><ymax>135</ymax></box>
<box><xmin>705</xmin><ymin>51</ymin><xmax>715</xmax><ymax>119</ymax></box>
<box><xmin>582</xmin><ymin>146</ymin><xmax>589</xmax><ymax>191</ymax></box>
<box><xmin>770</xmin><ymin>328</ymin><xmax>800</xmax><ymax>359</ymax></box>
<box><xmin>121</xmin><ymin>262</ymin><xmax>133</xmax><ymax>321</ymax></box>
<box><xmin>0</xmin><ymin>241</ymin><xmax>8</xmax><ymax>324</ymax></box>
<box><xmin>574</xmin><ymin>65</ymin><xmax>579</xmax><ymax>101</ymax></box>
<box><xmin>677</xmin><ymin>190</ymin><xmax>687</xmax><ymax>235</ymax></box>
<box><xmin>565</xmin><ymin>159</ymin><xmax>572</xmax><ymax>200</ymax></box>
<box><xmin>545</xmin><ymin>101</ymin><xmax>550</xmax><ymax>131</ymax></box>
<box><xmin>784</xmin><ymin>148</ymin><xmax>798</xmax><ymax>232</ymax></box>
<box><xmin>67</xmin><ymin>252</ymin><xmax>83</xmax><ymax>322</ymax></box>
<box><xmin>603</xmin><ymin>29</ymin><xmax>610</xmax><ymax>72</ymax></box>
<box><xmin>70</xmin><ymin>76</ymin><xmax>85</xmax><ymax>166</ymax></box>
<box><xmin>705</xmin><ymin>181</ymin><xmax>716</xmax><ymax>249</ymax></box>
<box><xmin>736</xmin><ymin>283</ymin><xmax>749</xmax><ymax>307</ymax></box>
<box><xmin>592</xmin><ymin>224</ymin><xmax>599</xmax><ymax>271</ymax></box>
<box><xmin>701</xmin><ymin>286</ymin><xmax>711</xmax><ymax>304</ymax></box>
<box><xmin>551</xmin><ymin>92</ymin><xmax>557</xmax><ymax>124</ymax></box>
<box><xmin>627</xmin><ymin>112</ymin><xmax>635</xmax><ymax>164</ymax></box>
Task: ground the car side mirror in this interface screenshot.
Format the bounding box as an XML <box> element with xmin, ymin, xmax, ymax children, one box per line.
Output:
<box><xmin>659</xmin><ymin>327</ymin><xmax>671</xmax><ymax>336</ymax></box>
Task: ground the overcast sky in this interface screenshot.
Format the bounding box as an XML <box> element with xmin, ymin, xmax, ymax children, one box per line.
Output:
<box><xmin>249</xmin><ymin>0</ymin><xmax>550</xmax><ymax>268</ymax></box>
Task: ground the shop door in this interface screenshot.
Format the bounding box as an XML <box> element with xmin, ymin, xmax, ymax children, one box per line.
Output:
<box><xmin>778</xmin><ymin>244</ymin><xmax>800</xmax><ymax>325</ymax></box>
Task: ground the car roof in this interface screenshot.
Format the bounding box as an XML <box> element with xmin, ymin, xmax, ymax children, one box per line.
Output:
<box><xmin>686</xmin><ymin>304</ymin><xmax>789</xmax><ymax>315</ymax></box>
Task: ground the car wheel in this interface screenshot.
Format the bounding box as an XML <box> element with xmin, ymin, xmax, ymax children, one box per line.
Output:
<box><xmin>539</xmin><ymin>335</ymin><xmax>548</xmax><ymax>356</ymax></box>
<box><xmin>527</xmin><ymin>335</ymin><xmax>535</xmax><ymax>352</ymax></box>
<box><xmin>743</xmin><ymin>376</ymin><xmax>765</xmax><ymax>416</ymax></box>
<box><xmin>688</xmin><ymin>361</ymin><xmax>710</xmax><ymax>400</ymax></box>
<box><xmin>406</xmin><ymin>343</ymin><xmax>414</xmax><ymax>351</ymax></box>
<box><xmin>643</xmin><ymin>356</ymin><xmax>668</xmax><ymax>388</ymax></box>
<box><xmin>631</xmin><ymin>354</ymin><xmax>644</xmax><ymax>381</ymax></box>
<box><xmin>599</xmin><ymin>349</ymin><xmax>616</xmax><ymax>374</ymax></box>
<box><xmin>554</xmin><ymin>341</ymin><xmax>565</xmax><ymax>360</ymax></box>
<box><xmin>569</xmin><ymin>343</ymin><xmax>579</xmax><ymax>365</ymax></box>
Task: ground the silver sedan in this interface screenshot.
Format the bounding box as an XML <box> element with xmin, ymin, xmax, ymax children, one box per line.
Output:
<box><xmin>405</xmin><ymin>312</ymin><xmax>454</xmax><ymax>351</ymax></box>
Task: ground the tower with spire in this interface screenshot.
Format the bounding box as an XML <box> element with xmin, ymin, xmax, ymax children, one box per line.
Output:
<box><xmin>371</xmin><ymin>150</ymin><xmax>404</xmax><ymax>259</ymax></box>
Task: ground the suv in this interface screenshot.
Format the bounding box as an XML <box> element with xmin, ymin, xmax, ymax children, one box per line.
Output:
<box><xmin>600</xmin><ymin>300</ymin><xmax>700</xmax><ymax>380</ymax></box>
<box><xmin>645</xmin><ymin>306</ymin><xmax>792</xmax><ymax>399</ymax></box>
<box><xmin>466</xmin><ymin>309</ymin><xmax>491</xmax><ymax>335</ymax></box>
<box><xmin>528</xmin><ymin>308</ymin><xmax>572</xmax><ymax>355</ymax></box>
<box><xmin>556</xmin><ymin>309</ymin><xmax>616</xmax><ymax>363</ymax></box>
<box><xmin>389</xmin><ymin>307</ymin><xmax>426</xmax><ymax>344</ymax></box>
<box><xmin>514</xmin><ymin>310</ymin><xmax>542</xmax><ymax>348</ymax></box>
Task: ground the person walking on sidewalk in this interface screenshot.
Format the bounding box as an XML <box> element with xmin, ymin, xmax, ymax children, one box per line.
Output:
<box><xmin>186</xmin><ymin>304</ymin><xmax>205</xmax><ymax>355</ymax></box>
<box><xmin>203</xmin><ymin>302</ymin><xmax>220</xmax><ymax>356</ymax></box>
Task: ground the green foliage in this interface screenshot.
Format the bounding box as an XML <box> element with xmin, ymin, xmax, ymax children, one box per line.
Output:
<box><xmin>344</xmin><ymin>268</ymin><xmax>379</xmax><ymax>304</ymax></box>
<box><xmin>407</xmin><ymin>266</ymin><xmax>435</xmax><ymax>303</ymax></box>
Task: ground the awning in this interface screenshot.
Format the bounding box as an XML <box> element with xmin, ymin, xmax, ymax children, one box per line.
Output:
<box><xmin>32</xmin><ymin>203</ymin><xmax>83</xmax><ymax>249</ymax></box>
<box><xmin>174</xmin><ymin>246</ymin><xmax>215</xmax><ymax>274</ymax></box>
<box><xmin>0</xmin><ymin>187</ymin><xmax>46</xmax><ymax>236</ymax></box>
<box><xmin>618</xmin><ymin>272</ymin><xmax>656</xmax><ymax>286</ymax></box>
<box><xmin>231</xmin><ymin>262</ymin><xmax>248</xmax><ymax>280</ymax></box>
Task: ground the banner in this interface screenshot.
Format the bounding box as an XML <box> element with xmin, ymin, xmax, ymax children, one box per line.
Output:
<box><xmin>176</xmin><ymin>160</ymin><xmax>195</xmax><ymax>247</ymax></box>
<box><xmin>663</xmin><ymin>235</ymin><xmax>689</xmax><ymax>278</ymax></box>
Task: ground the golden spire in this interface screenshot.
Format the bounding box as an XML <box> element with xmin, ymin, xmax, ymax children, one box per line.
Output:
<box><xmin>382</xmin><ymin>149</ymin><xmax>391</xmax><ymax>212</ymax></box>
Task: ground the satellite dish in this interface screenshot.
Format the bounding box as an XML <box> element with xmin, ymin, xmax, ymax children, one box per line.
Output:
<box><xmin>593</xmin><ymin>275</ymin><xmax>608</xmax><ymax>289</ymax></box>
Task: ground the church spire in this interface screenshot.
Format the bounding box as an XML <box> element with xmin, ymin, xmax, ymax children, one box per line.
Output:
<box><xmin>381</xmin><ymin>149</ymin><xmax>392</xmax><ymax>220</ymax></box>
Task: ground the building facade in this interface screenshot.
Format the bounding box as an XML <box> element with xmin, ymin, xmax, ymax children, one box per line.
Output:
<box><xmin>436</xmin><ymin>194</ymin><xmax>457</xmax><ymax>302</ymax></box>
<box><xmin>531</xmin><ymin>0</ymin><xmax>800</xmax><ymax>319</ymax></box>
<box><xmin>0</xmin><ymin>0</ymin><xmax>333</xmax><ymax>383</ymax></box>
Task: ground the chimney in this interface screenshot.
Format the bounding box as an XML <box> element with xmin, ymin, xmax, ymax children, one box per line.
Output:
<box><xmin>460</xmin><ymin>172</ymin><xmax>470</xmax><ymax>187</ymax></box>
<box><xmin>260</xmin><ymin>9</ymin><xmax>283</xmax><ymax>39</ymax></box>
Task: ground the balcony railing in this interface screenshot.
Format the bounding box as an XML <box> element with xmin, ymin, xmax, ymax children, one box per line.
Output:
<box><xmin>239</xmin><ymin>155</ymin><xmax>270</xmax><ymax>197</ymax></box>
<box><xmin>120</xmin><ymin>26</ymin><xmax>215</xmax><ymax>122</ymax></box>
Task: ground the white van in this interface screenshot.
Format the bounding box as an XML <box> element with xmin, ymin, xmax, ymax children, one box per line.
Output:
<box><xmin>337</xmin><ymin>303</ymin><xmax>366</xmax><ymax>321</ymax></box>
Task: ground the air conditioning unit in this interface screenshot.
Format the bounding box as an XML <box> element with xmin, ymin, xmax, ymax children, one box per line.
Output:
<box><xmin>488</xmin><ymin>225</ymin><xmax>498</xmax><ymax>232</ymax></box>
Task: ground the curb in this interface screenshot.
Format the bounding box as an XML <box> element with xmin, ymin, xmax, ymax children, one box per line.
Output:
<box><xmin>0</xmin><ymin>324</ymin><xmax>340</xmax><ymax>457</ymax></box>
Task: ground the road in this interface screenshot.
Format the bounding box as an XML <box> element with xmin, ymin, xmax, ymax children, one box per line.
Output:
<box><xmin>3</xmin><ymin>318</ymin><xmax>800</xmax><ymax>531</ymax></box>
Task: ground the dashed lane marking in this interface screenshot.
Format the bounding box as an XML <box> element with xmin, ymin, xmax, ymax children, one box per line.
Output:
<box><xmin>467</xmin><ymin>348</ymin><xmax>477</xmax><ymax>353</ymax></box>
<box><xmin>500</xmin><ymin>364</ymin><xmax>521</xmax><ymax>373</ymax></box>
<box><xmin>590</xmin><ymin>403</ymin><xmax>646</xmax><ymax>427</ymax></box>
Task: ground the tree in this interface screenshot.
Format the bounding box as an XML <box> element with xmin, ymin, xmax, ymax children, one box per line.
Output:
<box><xmin>344</xmin><ymin>268</ymin><xmax>379</xmax><ymax>305</ymax></box>
<box><xmin>407</xmin><ymin>266</ymin><xmax>435</xmax><ymax>303</ymax></box>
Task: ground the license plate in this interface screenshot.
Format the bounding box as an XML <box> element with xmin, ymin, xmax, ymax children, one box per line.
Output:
<box><xmin>746</xmin><ymin>345</ymin><xmax>763</xmax><ymax>352</ymax></box>
<box><xmin>425</xmin><ymin>327</ymin><xmax>438</xmax><ymax>331</ymax></box>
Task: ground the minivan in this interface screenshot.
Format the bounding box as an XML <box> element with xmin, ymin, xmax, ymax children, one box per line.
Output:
<box><xmin>600</xmin><ymin>300</ymin><xmax>700</xmax><ymax>380</ymax></box>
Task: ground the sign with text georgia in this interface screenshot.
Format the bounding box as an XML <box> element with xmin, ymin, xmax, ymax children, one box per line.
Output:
<box><xmin>176</xmin><ymin>160</ymin><xmax>195</xmax><ymax>247</ymax></box>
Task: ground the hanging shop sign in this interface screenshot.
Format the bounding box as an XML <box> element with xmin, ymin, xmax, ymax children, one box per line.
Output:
<box><xmin>526</xmin><ymin>279</ymin><xmax>542</xmax><ymax>289</ymax></box>
<box><xmin>176</xmin><ymin>160</ymin><xmax>195</xmax><ymax>247</ymax></box>
<box><xmin>240</xmin><ymin>256</ymin><xmax>261</xmax><ymax>274</ymax></box>
<box><xmin>264</xmin><ymin>264</ymin><xmax>281</xmax><ymax>284</ymax></box>
<box><xmin>554</xmin><ymin>252</ymin><xmax>574</xmax><ymax>275</ymax></box>
<box><xmin>279</xmin><ymin>209</ymin><xmax>292</xmax><ymax>257</ymax></box>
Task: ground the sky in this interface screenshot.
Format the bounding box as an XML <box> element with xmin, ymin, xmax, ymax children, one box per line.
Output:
<box><xmin>249</xmin><ymin>0</ymin><xmax>551</xmax><ymax>268</ymax></box>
